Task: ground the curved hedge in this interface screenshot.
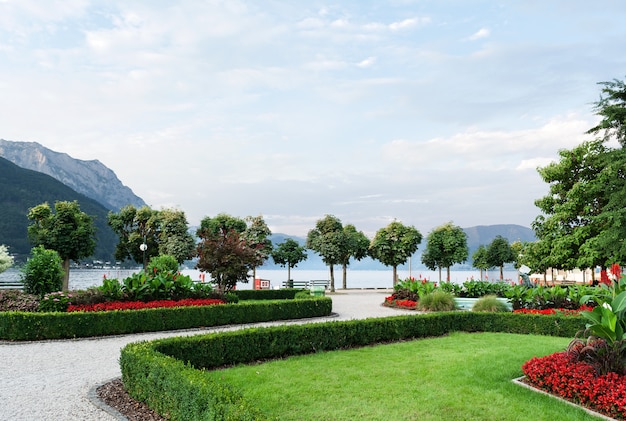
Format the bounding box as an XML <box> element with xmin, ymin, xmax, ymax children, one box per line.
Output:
<box><xmin>0</xmin><ymin>297</ymin><xmax>332</xmax><ymax>341</ymax></box>
<box><xmin>120</xmin><ymin>312</ymin><xmax>586</xmax><ymax>420</ymax></box>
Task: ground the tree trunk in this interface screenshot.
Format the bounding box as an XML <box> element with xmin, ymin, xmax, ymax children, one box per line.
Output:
<box><xmin>480</xmin><ymin>268</ymin><xmax>484</xmax><ymax>280</ymax></box>
<box><xmin>329</xmin><ymin>265</ymin><xmax>335</xmax><ymax>292</ymax></box>
<box><xmin>62</xmin><ymin>258</ymin><xmax>71</xmax><ymax>291</ymax></box>
<box><xmin>287</xmin><ymin>265</ymin><xmax>291</xmax><ymax>284</ymax></box>
<box><xmin>500</xmin><ymin>265</ymin><xmax>504</xmax><ymax>280</ymax></box>
<box><xmin>438</xmin><ymin>267</ymin><xmax>442</xmax><ymax>282</ymax></box>
<box><xmin>392</xmin><ymin>265</ymin><xmax>397</xmax><ymax>287</ymax></box>
<box><xmin>446</xmin><ymin>266</ymin><xmax>451</xmax><ymax>282</ymax></box>
<box><xmin>342</xmin><ymin>264</ymin><xmax>347</xmax><ymax>289</ymax></box>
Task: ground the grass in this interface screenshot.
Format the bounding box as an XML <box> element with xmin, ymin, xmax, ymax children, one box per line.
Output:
<box><xmin>205</xmin><ymin>332</ymin><xmax>602</xmax><ymax>420</ymax></box>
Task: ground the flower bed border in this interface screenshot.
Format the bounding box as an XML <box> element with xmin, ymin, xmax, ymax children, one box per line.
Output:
<box><xmin>512</xmin><ymin>376</ymin><xmax>616</xmax><ymax>421</ymax></box>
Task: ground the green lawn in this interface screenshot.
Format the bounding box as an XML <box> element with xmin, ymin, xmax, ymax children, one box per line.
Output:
<box><xmin>205</xmin><ymin>332</ymin><xmax>602</xmax><ymax>420</ymax></box>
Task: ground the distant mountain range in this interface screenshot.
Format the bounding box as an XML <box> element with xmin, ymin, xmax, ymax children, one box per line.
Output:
<box><xmin>0</xmin><ymin>139</ymin><xmax>537</xmax><ymax>269</ymax></box>
<box><xmin>0</xmin><ymin>156</ymin><xmax>118</xmax><ymax>261</ymax></box>
<box><xmin>0</xmin><ymin>139</ymin><xmax>145</xmax><ymax>211</ymax></box>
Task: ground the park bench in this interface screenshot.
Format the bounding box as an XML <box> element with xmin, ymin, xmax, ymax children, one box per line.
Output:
<box><xmin>280</xmin><ymin>280</ymin><xmax>331</xmax><ymax>290</ymax></box>
<box><xmin>0</xmin><ymin>281</ymin><xmax>24</xmax><ymax>290</ymax></box>
<box><xmin>281</xmin><ymin>280</ymin><xmax>310</xmax><ymax>289</ymax></box>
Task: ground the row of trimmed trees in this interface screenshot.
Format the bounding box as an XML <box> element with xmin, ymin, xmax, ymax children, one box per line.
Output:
<box><xmin>21</xmin><ymin>199</ymin><xmax>519</xmax><ymax>292</ymax></box>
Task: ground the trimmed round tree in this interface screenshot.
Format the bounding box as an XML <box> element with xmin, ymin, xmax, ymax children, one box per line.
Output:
<box><xmin>369</xmin><ymin>221</ymin><xmax>422</xmax><ymax>287</ymax></box>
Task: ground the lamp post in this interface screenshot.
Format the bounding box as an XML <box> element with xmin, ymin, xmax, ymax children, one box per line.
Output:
<box><xmin>139</xmin><ymin>240</ymin><xmax>147</xmax><ymax>272</ymax></box>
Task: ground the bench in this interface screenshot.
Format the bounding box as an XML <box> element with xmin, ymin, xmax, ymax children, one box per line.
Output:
<box><xmin>281</xmin><ymin>280</ymin><xmax>310</xmax><ymax>289</ymax></box>
<box><xmin>0</xmin><ymin>282</ymin><xmax>24</xmax><ymax>290</ymax></box>
<box><xmin>280</xmin><ymin>280</ymin><xmax>331</xmax><ymax>290</ymax></box>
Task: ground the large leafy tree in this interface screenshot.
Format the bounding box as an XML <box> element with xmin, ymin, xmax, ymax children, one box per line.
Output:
<box><xmin>195</xmin><ymin>213</ymin><xmax>262</xmax><ymax>291</ymax></box>
<box><xmin>338</xmin><ymin>224</ymin><xmax>370</xmax><ymax>289</ymax></box>
<box><xmin>532</xmin><ymin>76</ymin><xmax>626</xmax><ymax>273</ymax></box>
<box><xmin>108</xmin><ymin>205</ymin><xmax>160</xmax><ymax>268</ymax></box>
<box><xmin>421</xmin><ymin>222</ymin><xmax>468</xmax><ymax>282</ymax></box>
<box><xmin>158</xmin><ymin>208</ymin><xmax>196</xmax><ymax>264</ymax></box>
<box><xmin>108</xmin><ymin>206</ymin><xmax>195</xmax><ymax>268</ymax></box>
<box><xmin>27</xmin><ymin>200</ymin><xmax>96</xmax><ymax>291</ymax></box>
<box><xmin>369</xmin><ymin>221</ymin><xmax>422</xmax><ymax>286</ymax></box>
<box><xmin>587</xmin><ymin>78</ymin><xmax>626</xmax><ymax>145</ymax></box>
<box><xmin>306</xmin><ymin>215</ymin><xmax>345</xmax><ymax>292</ymax></box>
<box><xmin>243</xmin><ymin>215</ymin><xmax>273</xmax><ymax>281</ymax></box>
<box><xmin>271</xmin><ymin>238</ymin><xmax>308</xmax><ymax>283</ymax></box>
<box><xmin>486</xmin><ymin>236</ymin><xmax>515</xmax><ymax>280</ymax></box>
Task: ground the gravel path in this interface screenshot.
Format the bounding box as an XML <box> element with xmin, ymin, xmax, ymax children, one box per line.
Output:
<box><xmin>0</xmin><ymin>290</ymin><xmax>409</xmax><ymax>421</ymax></box>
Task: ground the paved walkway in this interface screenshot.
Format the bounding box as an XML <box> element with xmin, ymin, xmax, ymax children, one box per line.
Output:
<box><xmin>0</xmin><ymin>290</ymin><xmax>411</xmax><ymax>421</ymax></box>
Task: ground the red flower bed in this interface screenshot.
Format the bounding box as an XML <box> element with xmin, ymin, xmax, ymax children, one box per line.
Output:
<box><xmin>384</xmin><ymin>296</ymin><xmax>417</xmax><ymax>309</ymax></box>
<box><xmin>513</xmin><ymin>305</ymin><xmax>594</xmax><ymax>316</ymax></box>
<box><xmin>67</xmin><ymin>298</ymin><xmax>225</xmax><ymax>312</ymax></box>
<box><xmin>522</xmin><ymin>351</ymin><xmax>626</xmax><ymax>419</ymax></box>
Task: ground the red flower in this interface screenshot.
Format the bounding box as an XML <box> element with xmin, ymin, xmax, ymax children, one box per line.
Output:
<box><xmin>67</xmin><ymin>298</ymin><xmax>225</xmax><ymax>312</ymax></box>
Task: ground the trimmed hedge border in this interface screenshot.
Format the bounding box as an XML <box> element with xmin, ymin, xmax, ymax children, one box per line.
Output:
<box><xmin>120</xmin><ymin>312</ymin><xmax>586</xmax><ymax>420</ymax></box>
<box><xmin>0</xmin><ymin>297</ymin><xmax>332</xmax><ymax>341</ymax></box>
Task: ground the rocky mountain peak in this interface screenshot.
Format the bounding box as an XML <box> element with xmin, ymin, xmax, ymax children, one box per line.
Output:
<box><xmin>0</xmin><ymin>139</ymin><xmax>146</xmax><ymax>211</ymax></box>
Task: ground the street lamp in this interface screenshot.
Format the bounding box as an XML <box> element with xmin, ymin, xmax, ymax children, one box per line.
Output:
<box><xmin>139</xmin><ymin>241</ymin><xmax>147</xmax><ymax>272</ymax></box>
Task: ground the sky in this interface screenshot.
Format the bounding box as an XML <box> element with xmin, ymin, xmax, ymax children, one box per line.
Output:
<box><xmin>1</xmin><ymin>1</ymin><xmax>625</xmax><ymax>238</ymax></box>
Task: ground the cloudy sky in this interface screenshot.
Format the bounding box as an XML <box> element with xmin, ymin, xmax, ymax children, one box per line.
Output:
<box><xmin>1</xmin><ymin>1</ymin><xmax>625</xmax><ymax>237</ymax></box>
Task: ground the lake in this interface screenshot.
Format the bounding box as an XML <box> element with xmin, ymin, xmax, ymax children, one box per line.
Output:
<box><xmin>0</xmin><ymin>267</ymin><xmax>521</xmax><ymax>291</ymax></box>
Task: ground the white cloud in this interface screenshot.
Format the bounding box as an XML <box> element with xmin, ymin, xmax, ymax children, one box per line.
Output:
<box><xmin>467</xmin><ymin>27</ymin><xmax>490</xmax><ymax>41</ymax></box>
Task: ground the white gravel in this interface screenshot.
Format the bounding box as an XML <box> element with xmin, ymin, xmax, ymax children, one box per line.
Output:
<box><xmin>0</xmin><ymin>290</ymin><xmax>409</xmax><ymax>421</ymax></box>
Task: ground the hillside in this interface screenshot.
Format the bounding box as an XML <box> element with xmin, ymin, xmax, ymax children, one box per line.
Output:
<box><xmin>260</xmin><ymin>224</ymin><xmax>536</xmax><ymax>270</ymax></box>
<box><xmin>0</xmin><ymin>139</ymin><xmax>145</xmax><ymax>211</ymax></box>
<box><xmin>0</xmin><ymin>157</ymin><xmax>118</xmax><ymax>262</ymax></box>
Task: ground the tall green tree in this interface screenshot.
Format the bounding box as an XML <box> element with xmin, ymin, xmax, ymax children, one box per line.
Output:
<box><xmin>108</xmin><ymin>205</ymin><xmax>160</xmax><ymax>269</ymax></box>
<box><xmin>195</xmin><ymin>213</ymin><xmax>261</xmax><ymax>291</ymax></box>
<box><xmin>243</xmin><ymin>215</ymin><xmax>273</xmax><ymax>281</ymax></box>
<box><xmin>369</xmin><ymin>221</ymin><xmax>422</xmax><ymax>286</ymax></box>
<box><xmin>0</xmin><ymin>245</ymin><xmax>14</xmax><ymax>274</ymax></box>
<box><xmin>306</xmin><ymin>215</ymin><xmax>344</xmax><ymax>292</ymax></box>
<box><xmin>587</xmin><ymin>77</ymin><xmax>626</xmax><ymax>145</ymax></box>
<box><xmin>533</xmin><ymin>77</ymin><xmax>626</xmax><ymax>272</ymax></box>
<box><xmin>421</xmin><ymin>222</ymin><xmax>468</xmax><ymax>282</ymax></box>
<box><xmin>27</xmin><ymin>200</ymin><xmax>96</xmax><ymax>291</ymax></box>
<box><xmin>472</xmin><ymin>245</ymin><xmax>490</xmax><ymax>280</ymax></box>
<box><xmin>271</xmin><ymin>238</ymin><xmax>307</xmax><ymax>283</ymax></box>
<box><xmin>338</xmin><ymin>224</ymin><xmax>370</xmax><ymax>289</ymax></box>
<box><xmin>158</xmin><ymin>208</ymin><xmax>196</xmax><ymax>265</ymax></box>
<box><xmin>108</xmin><ymin>206</ymin><xmax>195</xmax><ymax>268</ymax></box>
<box><xmin>486</xmin><ymin>236</ymin><xmax>515</xmax><ymax>280</ymax></box>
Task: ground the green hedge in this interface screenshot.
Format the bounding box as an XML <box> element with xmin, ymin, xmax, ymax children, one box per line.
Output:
<box><xmin>0</xmin><ymin>297</ymin><xmax>332</xmax><ymax>341</ymax></box>
<box><xmin>120</xmin><ymin>312</ymin><xmax>587</xmax><ymax>420</ymax></box>
<box><xmin>233</xmin><ymin>288</ymin><xmax>304</xmax><ymax>301</ymax></box>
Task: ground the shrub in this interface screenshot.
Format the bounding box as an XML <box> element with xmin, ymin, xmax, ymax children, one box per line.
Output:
<box><xmin>146</xmin><ymin>254</ymin><xmax>179</xmax><ymax>273</ymax></box>
<box><xmin>21</xmin><ymin>246</ymin><xmax>64</xmax><ymax>297</ymax></box>
<box><xmin>38</xmin><ymin>291</ymin><xmax>72</xmax><ymax>312</ymax></box>
<box><xmin>418</xmin><ymin>290</ymin><xmax>456</xmax><ymax>311</ymax></box>
<box><xmin>472</xmin><ymin>295</ymin><xmax>510</xmax><ymax>312</ymax></box>
<box><xmin>0</xmin><ymin>290</ymin><xmax>39</xmax><ymax>312</ymax></box>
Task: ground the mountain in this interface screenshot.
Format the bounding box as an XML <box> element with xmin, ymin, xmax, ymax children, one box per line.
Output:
<box><xmin>0</xmin><ymin>156</ymin><xmax>118</xmax><ymax>262</ymax></box>
<box><xmin>260</xmin><ymin>224</ymin><xmax>536</xmax><ymax>270</ymax></box>
<box><xmin>0</xmin><ymin>139</ymin><xmax>145</xmax><ymax>211</ymax></box>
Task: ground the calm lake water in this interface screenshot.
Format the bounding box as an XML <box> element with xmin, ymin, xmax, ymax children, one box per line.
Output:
<box><xmin>0</xmin><ymin>267</ymin><xmax>520</xmax><ymax>291</ymax></box>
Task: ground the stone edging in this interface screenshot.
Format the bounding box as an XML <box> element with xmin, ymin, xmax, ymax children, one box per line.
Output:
<box><xmin>87</xmin><ymin>377</ymin><xmax>132</xmax><ymax>421</ymax></box>
<box><xmin>512</xmin><ymin>376</ymin><xmax>616</xmax><ymax>420</ymax></box>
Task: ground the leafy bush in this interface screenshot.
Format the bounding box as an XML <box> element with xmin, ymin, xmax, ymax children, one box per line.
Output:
<box><xmin>394</xmin><ymin>278</ymin><xmax>437</xmax><ymax>301</ymax></box>
<box><xmin>472</xmin><ymin>295</ymin><xmax>510</xmax><ymax>312</ymax></box>
<box><xmin>438</xmin><ymin>281</ymin><xmax>462</xmax><ymax>296</ymax></box>
<box><xmin>0</xmin><ymin>290</ymin><xmax>39</xmax><ymax>312</ymax></box>
<box><xmin>38</xmin><ymin>291</ymin><xmax>72</xmax><ymax>312</ymax></box>
<box><xmin>460</xmin><ymin>279</ymin><xmax>511</xmax><ymax>298</ymax></box>
<box><xmin>146</xmin><ymin>254</ymin><xmax>179</xmax><ymax>273</ymax></box>
<box><xmin>418</xmin><ymin>290</ymin><xmax>456</xmax><ymax>311</ymax></box>
<box><xmin>21</xmin><ymin>246</ymin><xmax>64</xmax><ymax>297</ymax></box>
